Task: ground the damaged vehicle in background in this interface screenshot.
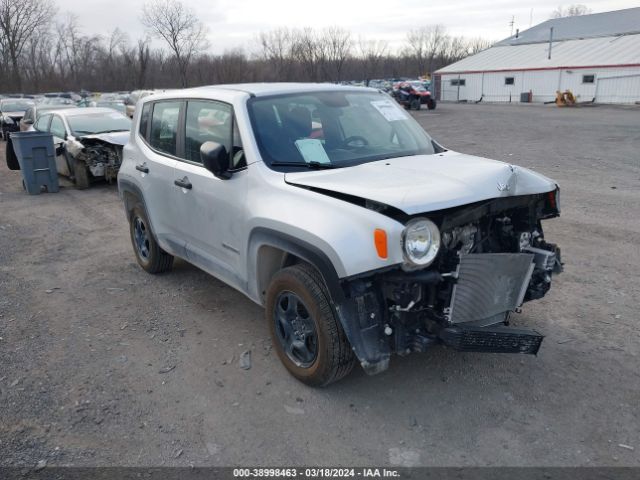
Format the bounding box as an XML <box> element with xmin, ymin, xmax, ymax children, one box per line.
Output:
<box><xmin>118</xmin><ymin>84</ymin><xmax>562</xmax><ymax>386</ymax></box>
<box><xmin>28</xmin><ymin>107</ymin><xmax>131</xmax><ymax>188</ymax></box>
<box><xmin>1</xmin><ymin>98</ymin><xmax>35</xmax><ymax>141</ymax></box>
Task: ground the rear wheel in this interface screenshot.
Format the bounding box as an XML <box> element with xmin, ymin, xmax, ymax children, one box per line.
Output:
<box><xmin>427</xmin><ymin>98</ymin><xmax>437</xmax><ymax>110</ymax></box>
<box><xmin>266</xmin><ymin>264</ymin><xmax>355</xmax><ymax>386</ymax></box>
<box><xmin>410</xmin><ymin>97</ymin><xmax>421</xmax><ymax>110</ymax></box>
<box><xmin>129</xmin><ymin>204</ymin><xmax>173</xmax><ymax>274</ymax></box>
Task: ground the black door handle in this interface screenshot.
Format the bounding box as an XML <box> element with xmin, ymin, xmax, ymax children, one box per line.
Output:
<box><xmin>174</xmin><ymin>177</ymin><xmax>192</xmax><ymax>189</ymax></box>
<box><xmin>135</xmin><ymin>163</ymin><xmax>149</xmax><ymax>173</ymax></box>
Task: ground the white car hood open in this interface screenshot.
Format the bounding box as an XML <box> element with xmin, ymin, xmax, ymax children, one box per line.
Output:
<box><xmin>284</xmin><ymin>151</ymin><xmax>557</xmax><ymax>215</ymax></box>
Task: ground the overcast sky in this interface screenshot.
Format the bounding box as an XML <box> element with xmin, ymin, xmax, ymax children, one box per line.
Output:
<box><xmin>56</xmin><ymin>0</ymin><xmax>638</xmax><ymax>54</ymax></box>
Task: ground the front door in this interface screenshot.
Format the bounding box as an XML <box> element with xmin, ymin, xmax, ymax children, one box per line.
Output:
<box><xmin>172</xmin><ymin>99</ymin><xmax>248</xmax><ymax>289</ymax></box>
<box><xmin>48</xmin><ymin>115</ymin><xmax>72</xmax><ymax>177</ymax></box>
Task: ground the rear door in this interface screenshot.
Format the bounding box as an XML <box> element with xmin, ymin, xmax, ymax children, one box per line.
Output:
<box><xmin>135</xmin><ymin>100</ymin><xmax>186</xmax><ymax>257</ymax></box>
<box><xmin>171</xmin><ymin>99</ymin><xmax>248</xmax><ymax>289</ymax></box>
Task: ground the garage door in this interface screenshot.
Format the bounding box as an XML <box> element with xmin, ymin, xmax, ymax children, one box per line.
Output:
<box><xmin>595</xmin><ymin>75</ymin><xmax>640</xmax><ymax>104</ymax></box>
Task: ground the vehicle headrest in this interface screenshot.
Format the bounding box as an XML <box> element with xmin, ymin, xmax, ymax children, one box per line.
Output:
<box><xmin>283</xmin><ymin>106</ymin><xmax>312</xmax><ymax>138</ymax></box>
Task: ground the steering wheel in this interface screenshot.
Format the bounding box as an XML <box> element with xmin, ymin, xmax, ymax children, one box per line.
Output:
<box><xmin>341</xmin><ymin>135</ymin><xmax>369</xmax><ymax>148</ymax></box>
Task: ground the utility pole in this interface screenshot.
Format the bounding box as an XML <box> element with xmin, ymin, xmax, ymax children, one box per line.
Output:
<box><xmin>509</xmin><ymin>16</ymin><xmax>515</xmax><ymax>37</ymax></box>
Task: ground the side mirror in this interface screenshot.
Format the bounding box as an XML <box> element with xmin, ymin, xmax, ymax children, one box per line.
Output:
<box><xmin>23</xmin><ymin>119</ymin><xmax>34</xmax><ymax>125</ymax></box>
<box><xmin>200</xmin><ymin>141</ymin><xmax>230</xmax><ymax>179</ymax></box>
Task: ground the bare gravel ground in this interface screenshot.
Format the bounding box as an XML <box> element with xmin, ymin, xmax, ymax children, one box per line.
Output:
<box><xmin>0</xmin><ymin>102</ymin><xmax>639</xmax><ymax>468</ymax></box>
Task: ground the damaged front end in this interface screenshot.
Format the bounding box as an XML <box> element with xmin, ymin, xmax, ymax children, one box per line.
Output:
<box><xmin>336</xmin><ymin>190</ymin><xmax>562</xmax><ymax>375</ymax></box>
<box><xmin>67</xmin><ymin>136</ymin><xmax>124</xmax><ymax>183</ymax></box>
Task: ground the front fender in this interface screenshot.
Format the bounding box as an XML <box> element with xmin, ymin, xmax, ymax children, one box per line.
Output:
<box><xmin>247</xmin><ymin>227</ymin><xmax>390</xmax><ymax>375</ymax></box>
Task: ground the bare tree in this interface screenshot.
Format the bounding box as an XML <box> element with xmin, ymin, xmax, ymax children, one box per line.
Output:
<box><xmin>357</xmin><ymin>37</ymin><xmax>388</xmax><ymax>83</ymax></box>
<box><xmin>141</xmin><ymin>0</ymin><xmax>208</xmax><ymax>87</ymax></box>
<box><xmin>322</xmin><ymin>26</ymin><xmax>352</xmax><ymax>82</ymax></box>
<box><xmin>406</xmin><ymin>25</ymin><xmax>447</xmax><ymax>77</ymax></box>
<box><xmin>258</xmin><ymin>28</ymin><xmax>295</xmax><ymax>81</ymax></box>
<box><xmin>291</xmin><ymin>28</ymin><xmax>322</xmax><ymax>82</ymax></box>
<box><xmin>466</xmin><ymin>37</ymin><xmax>492</xmax><ymax>55</ymax></box>
<box><xmin>0</xmin><ymin>0</ymin><xmax>55</xmax><ymax>90</ymax></box>
<box><xmin>551</xmin><ymin>4</ymin><xmax>592</xmax><ymax>18</ymax></box>
<box><xmin>136</xmin><ymin>37</ymin><xmax>151</xmax><ymax>88</ymax></box>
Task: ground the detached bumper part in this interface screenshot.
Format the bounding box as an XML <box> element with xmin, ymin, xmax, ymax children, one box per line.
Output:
<box><xmin>439</xmin><ymin>324</ymin><xmax>544</xmax><ymax>355</ymax></box>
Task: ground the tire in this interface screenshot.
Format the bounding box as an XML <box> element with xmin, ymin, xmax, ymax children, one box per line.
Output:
<box><xmin>128</xmin><ymin>204</ymin><xmax>173</xmax><ymax>274</ymax></box>
<box><xmin>73</xmin><ymin>159</ymin><xmax>90</xmax><ymax>189</ymax></box>
<box><xmin>410</xmin><ymin>97</ymin><xmax>421</xmax><ymax>110</ymax></box>
<box><xmin>427</xmin><ymin>98</ymin><xmax>437</xmax><ymax>110</ymax></box>
<box><xmin>5</xmin><ymin>138</ymin><xmax>20</xmax><ymax>170</ymax></box>
<box><xmin>266</xmin><ymin>264</ymin><xmax>355</xmax><ymax>386</ymax></box>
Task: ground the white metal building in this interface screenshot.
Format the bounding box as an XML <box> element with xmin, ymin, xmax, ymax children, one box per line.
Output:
<box><xmin>434</xmin><ymin>8</ymin><xmax>640</xmax><ymax>104</ymax></box>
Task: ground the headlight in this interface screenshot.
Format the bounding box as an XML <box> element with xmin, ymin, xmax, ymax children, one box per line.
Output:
<box><xmin>401</xmin><ymin>218</ymin><xmax>441</xmax><ymax>269</ymax></box>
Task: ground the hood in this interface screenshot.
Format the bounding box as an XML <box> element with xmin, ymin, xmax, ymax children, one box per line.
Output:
<box><xmin>79</xmin><ymin>130</ymin><xmax>129</xmax><ymax>146</ymax></box>
<box><xmin>284</xmin><ymin>151</ymin><xmax>557</xmax><ymax>215</ymax></box>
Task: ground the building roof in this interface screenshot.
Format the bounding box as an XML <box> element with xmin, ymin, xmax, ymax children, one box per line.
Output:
<box><xmin>497</xmin><ymin>7</ymin><xmax>640</xmax><ymax>46</ymax></box>
<box><xmin>436</xmin><ymin>8</ymin><xmax>640</xmax><ymax>74</ymax></box>
<box><xmin>436</xmin><ymin>34</ymin><xmax>640</xmax><ymax>74</ymax></box>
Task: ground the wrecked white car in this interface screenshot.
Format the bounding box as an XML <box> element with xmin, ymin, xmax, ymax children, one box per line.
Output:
<box><xmin>118</xmin><ymin>84</ymin><xmax>562</xmax><ymax>386</ymax></box>
<box><xmin>30</xmin><ymin>107</ymin><xmax>131</xmax><ymax>188</ymax></box>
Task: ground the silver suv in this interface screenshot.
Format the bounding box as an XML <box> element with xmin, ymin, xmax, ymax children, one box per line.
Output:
<box><xmin>118</xmin><ymin>84</ymin><xmax>562</xmax><ymax>386</ymax></box>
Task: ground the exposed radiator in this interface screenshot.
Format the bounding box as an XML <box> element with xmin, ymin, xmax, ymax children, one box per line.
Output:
<box><xmin>447</xmin><ymin>253</ymin><xmax>535</xmax><ymax>324</ymax></box>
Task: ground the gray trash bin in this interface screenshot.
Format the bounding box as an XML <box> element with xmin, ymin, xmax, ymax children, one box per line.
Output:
<box><xmin>10</xmin><ymin>131</ymin><xmax>59</xmax><ymax>194</ymax></box>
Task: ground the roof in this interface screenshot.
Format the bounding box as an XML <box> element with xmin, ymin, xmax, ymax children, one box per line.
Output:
<box><xmin>497</xmin><ymin>7</ymin><xmax>640</xmax><ymax>46</ymax></box>
<box><xmin>436</xmin><ymin>34</ymin><xmax>640</xmax><ymax>74</ymax></box>
<box><xmin>187</xmin><ymin>82</ymin><xmax>374</xmax><ymax>97</ymax></box>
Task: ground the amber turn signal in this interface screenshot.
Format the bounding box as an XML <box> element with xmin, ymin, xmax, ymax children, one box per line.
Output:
<box><xmin>374</xmin><ymin>229</ymin><xmax>388</xmax><ymax>259</ymax></box>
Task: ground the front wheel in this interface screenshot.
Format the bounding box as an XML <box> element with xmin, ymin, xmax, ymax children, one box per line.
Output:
<box><xmin>427</xmin><ymin>98</ymin><xmax>437</xmax><ymax>110</ymax></box>
<box><xmin>74</xmin><ymin>159</ymin><xmax>90</xmax><ymax>189</ymax></box>
<box><xmin>410</xmin><ymin>97</ymin><xmax>421</xmax><ymax>110</ymax></box>
<box><xmin>265</xmin><ymin>264</ymin><xmax>355</xmax><ymax>386</ymax></box>
<box><xmin>128</xmin><ymin>204</ymin><xmax>173</xmax><ymax>274</ymax></box>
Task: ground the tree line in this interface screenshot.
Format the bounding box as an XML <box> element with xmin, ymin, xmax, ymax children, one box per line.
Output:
<box><xmin>0</xmin><ymin>0</ymin><xmax>492</xmax><ymax>94</ymax></box>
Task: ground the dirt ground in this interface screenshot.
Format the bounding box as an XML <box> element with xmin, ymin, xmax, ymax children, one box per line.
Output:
<box><xmin>0</xmin><ymin>103</ymin><xmax>639</xmax><ymax>468</ymax></box>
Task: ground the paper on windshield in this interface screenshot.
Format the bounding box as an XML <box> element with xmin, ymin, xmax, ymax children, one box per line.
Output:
<box><xmin>295</xmin><ymin>139</ymin><xmax>331</xmax><ymax>164</ymax></box>
<box><xmin>370</xmin><ymin>100</ymin><xmax>408</xmax><ymax>122</ymax></box>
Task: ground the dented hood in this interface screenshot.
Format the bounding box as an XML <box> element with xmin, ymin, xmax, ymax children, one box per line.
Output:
<box><xmin>284</xmin><ymin>151</ymin><xmax>557</xmax><ymax>215</ymax></box>
<box><xmin>79</xmin><ymin>130</ymin><xmax>129</xmax><ymax>146</ymax></box>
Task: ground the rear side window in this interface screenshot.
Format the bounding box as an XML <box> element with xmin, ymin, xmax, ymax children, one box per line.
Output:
<box><xmin>34</xmin><ymin>114</ymin><xmax>51</xmax><ymax>132</ymax></box>
<box><xmin>184</xmin><ymin>100</ymin><xmax>232</xmax><ymax>163</ymax></box>
<box><xmin>139</xmin><ymin>102</ymin><xmax>151</xmax><ymax>140</ymax></box>
<box><xmin>150</xmin><ymin>101</ymin><xmax>181</xmax><ymax>156</ymax></box>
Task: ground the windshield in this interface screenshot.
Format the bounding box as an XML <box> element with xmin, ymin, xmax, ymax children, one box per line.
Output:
<box><xmin>67</xmin><ymin>111</ymin><xmax>131</xmax><ymax>136</ymax></box>
<box><xmin>248</xmin><ymin>90</ymin><xmax>435</xmax><ymax>170</ymax></box>
<box><xmin>1</xmin><ymin>100</ymin><xmax>34</xmax><ymax>112</ymax></box>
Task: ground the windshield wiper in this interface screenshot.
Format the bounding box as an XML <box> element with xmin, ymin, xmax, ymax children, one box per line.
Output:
<box><xmin>270</xmin><ymin>161</ymin><xmax>340</xmax><ymax>169</ymax></box>
<box><xmin>95</xmin><ymin>129</ymin><xmax>128</xmax><ymax>134</ymax></box>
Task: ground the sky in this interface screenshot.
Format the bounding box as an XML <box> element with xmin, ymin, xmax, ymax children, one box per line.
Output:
<box><xmin>56</xmin><ymin>0</ymin><xmax>639</xmax><ymax>54</ymax></box>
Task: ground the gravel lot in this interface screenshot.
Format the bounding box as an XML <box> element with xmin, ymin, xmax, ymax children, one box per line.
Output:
<box><xmin>1</xmin><ymin>102</ymin><xmax>639</xmax><ymax>468</ymax></box>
